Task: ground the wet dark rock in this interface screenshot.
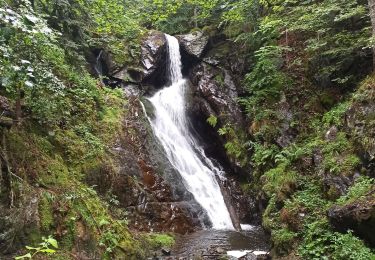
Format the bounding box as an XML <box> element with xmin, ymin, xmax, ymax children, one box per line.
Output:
<box><xmin>161</xmin><ymin>247</ymin><xmax>171</xmax><ymax>256</ymax></box>
<box><xmin>328</xmin><ymin>192</ymin><xmax>375</xmax><ymax>246</ymax></box>
<box><xmin>186</xmin><ymin>63</ymin><xmax>247</xmax><ymax>176</ymax></box>
<box><xmin>255</xmin><ymin>252</ymin><xmax>272</xmax><ymax>260</ymax></box>
<box><xmin>113</xmin><ymin>30</ymin><xmax>167</xmax><ymax>88</ymax></box>
<box><xmin>176</xmin><ymin>31</ymin><xmax>209</xmax><ymax>59</ymax></box>
<box><xmin>188</xmin><ymin>63</ymin><xmax>244</xmax><ymax>130</ymax></box>
<box><xmin>313</xmin><ymin>149</ymin><xmax>324</xmax><ymax>166</ymax></box>
<box><xmin>0</xmin><ymin>191</ymin><xmax>40</xmax><ymax>254</ymax></box>
<box><xmin>323</xmin><ymin>174</ymin><xmax>353</xmax><ymax>199</ymax></box>
<box><xmin>325</xmin><ymin>126</ymin><xmax>338</xmax><ymax>141</ymax></box>
<box><xmin>236</xmin><ymin>251</ymin><xmax>271</xmax><ymax>260</ymax></box>
<box><xmin>275</xmin><ymin>93</ymin><xmax>296</xmax><ymax>148</ymax></box>
<box><xmin>216</xmin><ymin>247</ymin><xmax>225</xmax><ymax>254</ymax></box>
<box><xmin>139</xmin><ymin>31</ymin><xmax>167</xmax><ymax>86</ymax></box>
<box><xmin>224</xmin><ymin>177</ymin><xmax>261</xmax><ymax>225</ymax></box>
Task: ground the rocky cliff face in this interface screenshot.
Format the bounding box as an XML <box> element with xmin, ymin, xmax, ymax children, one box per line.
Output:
<box><xmin>98</xmin><ymin>30</ymin><xmax>261</xmax><ymax>231</ymax></box>
<box><xmin>175</xmin><ymin>32</ymin><xmax>261</xmax><ymax>225</ymax></box>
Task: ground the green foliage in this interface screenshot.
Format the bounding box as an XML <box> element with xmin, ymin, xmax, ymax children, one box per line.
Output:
<box><xmin>274</xmin><ymin>144</ymin><xmax>311</xmax><ymax>166</ymax></box>
<box><xmin>322</xmin><ymin>102</ymin><xmax>351</xmax><ymax>128</ymax></box>
<box><xmin>272</xmin><ymin>228</ymin><xmax>297</xmax><ymax>255</ymax></box>
<box><xmin>15</xmin><ymin>236</ymin><xmax>58</xmax><ymax>259</ymax></box>
<box><xmin>290</xmin><ymin>181</ymin><xmax>329</xmax><ymax>215</ymax></box>
<box><xmin>262</xmin><ymin>163</ymin><xmax>298</xmax><ymax>201</ymax></box>
<box><xmin>321</xmin><ymin>132</ymin><xmax>360</xmax><ymax>175</ymax></box>
<box><xmin>206</xmin><ymin>114</ymin><xmax>218</xmax><ymax>128</ymax></box>
<box><xmin>143</xmin><ymin>0</ymin><xmax>223</xmax><ymax>34</ymax></box>
<box><xmin>38</xmin><ymin>193</ymin><xmax>54</xmax><ymax>232</ymax></box>
<box><xmin>299</xmin><ymin>220</ymin><xmax>336</xmax><ymax>260</ymax></box>
<box><xmin>146</xmin><ymin>233</ymin><xmax>175</xmax><ymax>249</ymax></box>
<box><xmin>240</xmin><ymin>45</ymin><xmax>290</xmax><ymax>121</ymax></box>
<box><xmin>337</xmin><ymin>176</ymin><xmax>374</xmax><ymax>205</ymax></box>
<box><xmin>218</xmin><ymin>124</ymin><xmax>250</xmax><ymax>166</ymax></box>
<box><xmin>330</xmin><ymin>231</ymin><xmax>375</xmax><ymax>260</ymax></box>
<box><xmin>299</xmin><ymin>220</ymin><xmax>375</xmax><ymax>260</ymax></box>
<box><xmin>251</xmin><ymin>143</ymin><xmax>279</xmax><ymax>168</ymax></box>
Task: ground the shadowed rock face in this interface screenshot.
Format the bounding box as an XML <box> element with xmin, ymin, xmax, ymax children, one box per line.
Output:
<box><xmin>328</xmin><ymin>191</ymin><xmax>375</xmax><ymax>246</ymax></box>
<box><xmin>176</xmin><ymin>32</ymin><xmax>261</xmax><ymax>224</ymax></box>
<box><xmin>0</xmin><ymin>191</ymin><xmax>40</xmax><ymax>254</ymax></box>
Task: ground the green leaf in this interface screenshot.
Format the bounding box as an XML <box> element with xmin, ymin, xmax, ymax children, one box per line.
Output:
<box><xmin>99</xmin><ymin>219</ymin><xmax>110</xmax><ymax>227</ymax></box>
<box><xmin>25</xmin><ymin>246</ymin><xmax>40</xmax><ymax>250</ymax></box>
<box><xmin>47</xmin><ymin>237</ymin><xmax>58</xmax><ymax>249</ymax></box>
<box><xmin>14</xmin><ymin>253</ymin><xmax>32</xmax><ymax>259</ymax></box>
<box><xmin>40</xmin><ymin>248</ymin><xmax>56</xmax><ymax>254</ymax></box>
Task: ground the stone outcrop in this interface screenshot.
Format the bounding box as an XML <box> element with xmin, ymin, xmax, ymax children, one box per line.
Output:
<box><xmin>176</xmin><ymin>31</ymin><xmax>209</xmax><ymax>59</ymax></box>
<box><xmin>88</xmin><ymin>31</ymin><xmax>168</xmax><ymax>90</ymax></box>
<box><xmin>189</xmin><ymin>63</ymin><xmax>244</xmax><ymax>127</ymax></box>
<box><xmin>177</xmin><ymin>32</ymin><xmax>259</xmax><ymax>224</ymax></box>
<box><xmin>328</xmin><ymin>191</ymin><xmax>375</xmax><ymax>246</ymax></box>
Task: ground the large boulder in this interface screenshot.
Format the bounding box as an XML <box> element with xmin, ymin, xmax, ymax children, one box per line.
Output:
<box><xmin>88</xmin><ymin>31</ymin><xmax>167</xmax><ymax>89</ymax></box>
<box><xmin>113</xmin><ymin>31</ymin><xmax>167</xmax><ymax>86</ymax></box>
<box><xmin>176</xmin><ymin>31</ymin><xmax>209</xmax><ymax>59</ymax></box>
<box><xmin>328</xmin><ymin>192</ymin><xmax>375</xmax><ymax>246</ymax></box>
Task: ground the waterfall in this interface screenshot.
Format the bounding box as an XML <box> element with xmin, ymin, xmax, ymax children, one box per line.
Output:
<box><xmin>146</xmin><ymin>34</ymin><xmax>234</xmax><ymax>230</ymax></box>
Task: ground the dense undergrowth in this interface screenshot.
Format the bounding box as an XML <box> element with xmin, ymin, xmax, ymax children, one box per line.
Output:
<box><xmin>0</xmin><ymin>1</ymin><xmax>173</xmax><ymax>258</ymax></box>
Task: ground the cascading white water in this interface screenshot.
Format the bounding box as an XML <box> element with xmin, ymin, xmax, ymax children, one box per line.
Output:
<box><xmin>147</xmin><ymin>34</ymin><xmax>234</xmax><ymax>230</ymax></box>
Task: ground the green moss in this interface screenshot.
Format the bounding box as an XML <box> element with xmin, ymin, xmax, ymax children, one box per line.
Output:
<box><xmin>146</xmin><ymin>233</ymin><xmax>175</xmax><ymax>249</ymax></box>
<box><xmin>262</xmin><ymin>163</ymin><xmax>298</xmax><ymax>201</ymax></box>
<box><xmin>39</xmin><ymin>192</ymin><xmax>54</xmax><ymax>233</ymax></box>
<box><xmin>214</xmin><ymin>73</ymin><xmax>225</xmax><ymax>87</ymax></box>
<box><xmin>272</xmin><ymin>228</ymin><xmax>297</xmax><ymax>255</ymax></box>
<box><xmin>262</xmin><ymin>196</ymin><xmax>278</xmax><ymax>231</ymax></box>
<box><xmin>337</xmin><ymin>176</ymin><xmax>374</xmax><ymax>205</ymax></box>
<box><xmin>319</xmin><ymin>92</ymin><xmax>337</xmax><ymax>109</ymax></box>
<box><xmin>38</xmin><ymin>156</ymin><xmax>70</xmax><ymax>187</ymax></box>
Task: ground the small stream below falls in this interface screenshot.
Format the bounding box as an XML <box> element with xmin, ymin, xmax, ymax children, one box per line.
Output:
<box><xmin>144</xmin><ymin>34</ymin><xmax>270</xmax><ymax>259</ymax></box>
<box><xmin>170</xmin><ymin>226</ymin><xmax>270</xmax><ymax>259</ymax></box>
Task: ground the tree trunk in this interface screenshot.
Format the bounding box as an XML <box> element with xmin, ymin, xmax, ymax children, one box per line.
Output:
<box><xmin>368</xmin><ymin>0</ymin><xmax>375</xmax><ymax>70</ymax></box>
